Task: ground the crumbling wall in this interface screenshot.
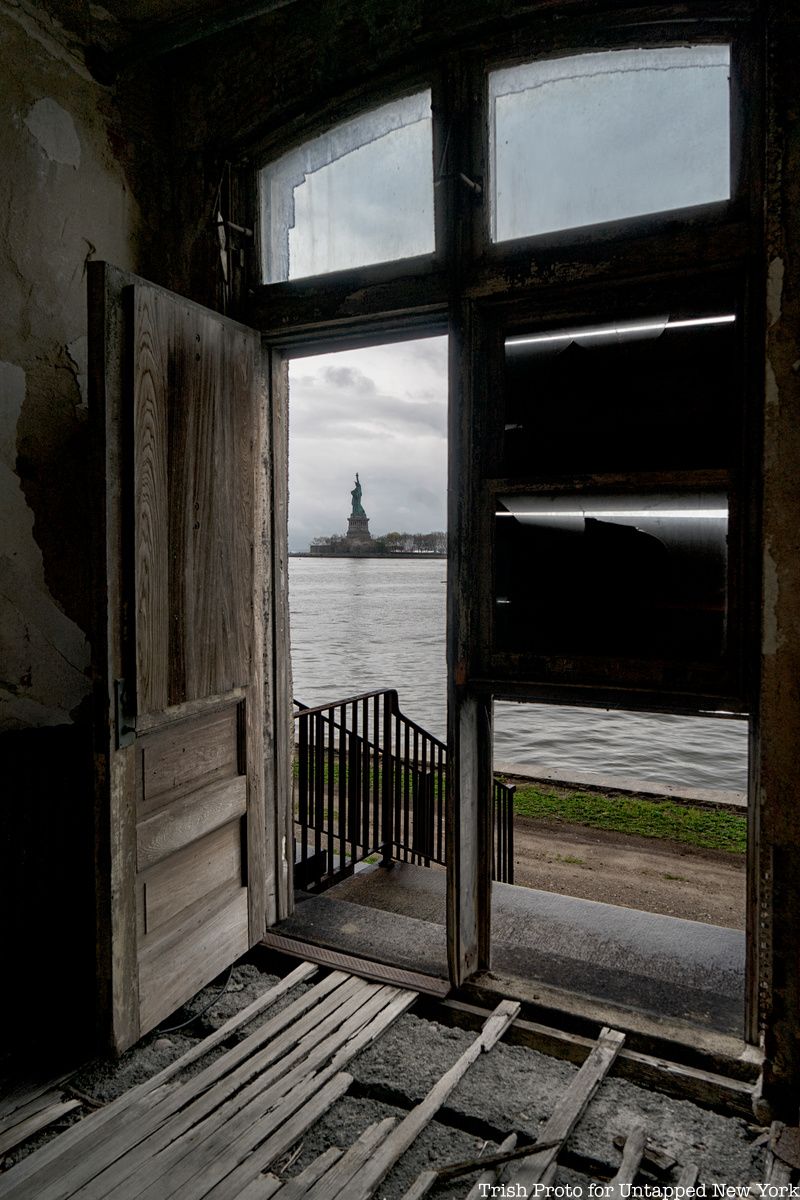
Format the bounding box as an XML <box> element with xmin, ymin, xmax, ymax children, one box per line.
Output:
<box><xmin>0</xmin><ymin>2</ymin><xmax>145</xmax><ymax>1047</ymax></box>
<box><xmin>0</xmin><ymin>2</ymin><xmax>141</xmax><ymax>732</ymax></box>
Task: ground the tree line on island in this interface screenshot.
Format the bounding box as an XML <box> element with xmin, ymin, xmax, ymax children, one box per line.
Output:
<box><xmin>312</xmin><ymin>530</ymin><xmax>447</xmax><ymax>555</ymax></box>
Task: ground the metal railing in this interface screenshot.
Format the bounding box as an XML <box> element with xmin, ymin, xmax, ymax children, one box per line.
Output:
<box><xmin>293</xmin><ymin>690</ymin><xmax>515</xmax><ymax>890</ymax></box>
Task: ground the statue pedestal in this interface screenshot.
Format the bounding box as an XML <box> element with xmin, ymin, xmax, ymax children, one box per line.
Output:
<box><xmin>346</xmin><ymin>514</ymin><xmax>372</xmax><ymax>545</ymax></box>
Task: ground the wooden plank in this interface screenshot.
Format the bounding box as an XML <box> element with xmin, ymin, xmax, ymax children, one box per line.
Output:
<box><xmin>434</xmin><ymin>997</ymin><xmax>754</xmax><ymax>1115</ymax></box>
<box><xmin>138</xmin><ymin>886</ymin><xmax>249</xmax><ymax>1032</ymax></box>
<box><xmin>137</xmin><ymin>776</ymin><xmax>247</xmax><ymax>871</ymax></box>
<box><xmin>267</xmin><ymin>1147</ymin><xmax>344</xmax><ymax>1200</ymax></box>
<box><xmin>259</xmin><ymin>932</ymin><xmax>450</xmax><ymax>997</ymax></box>
<box><xmin>64</xmin><ymin>977</ymin><xmax>371</xmax><ymax>1200</ymax></box>
<box><xmin>134</xmin><ymin>1070</ymin><xmax>353</xmax><ymax>1200</ymax></box>
<box><xmin>764</xmin><ymin>1121</ymin><xmax>792</xmax><ymax>1186</ymax></box>
<box><xmin>677</xmin><ymin>1164</ymin><xmax>700</xmax><ymax>1189</ymax></box>
<box><xmin>464</xmin><ymin>1133</ymin><xmax>517</xmax><ymax>1200</ymax></box>
<box><xmin>198</xmin><ymin>1074</ymin><xmax>353</xmax><ymax>1200</ymax></box>
<box><xmin>346</xmin><ymin>999</ymin><xmax>521</xmax><ymax>1200</ymax></box>
<box><xmin>142</xmin><ymin>821</ymin><xmax>242</xmax><ymax>933</ymax></box>
<box><xmin>506</xmin><ymin>1026</ymin><xmax>626</xmax><ymax>1192</ymax></box>
<box><xmin>607</xmin><ymin>1124</ymin><xmax>648</xmax><ymax>1200</ymax></box>
<box><xmin>267</xmin><ymin>350</ymin><xmax>292</xmax><ymax>923</ymax></box>
<box><xmin>132</xmin><ymin>287</ymin><xmax>258</xmax><ymax>712</ymax></box>
<box><xmin>0</xmin><ymin>962</ymin><xmax>317</xmax><ymax>1200</ymax></box>
<box><xmin>159</xmin><ymin>987</ymin><xmax>417</xmax><ymax>1200</ymax></box>
<box><xmin>82</xmin><ymin>978</ymin><xmax>383</xmax><ymax>1200</ymax></box>
<box><xmin>138</xmin><ymin>707</ymin><xmax>239</xmax><ymax>812</ymax></box>
<box><xmin>399</xmin><ymin>1171</ymin><xmax>437</xmax><ymax>1200</ymax></box>
<box><xmin>0</xmin><ymin>1101</ymin><xmax>82</xmax><ymax>1157</ymax></box>
<box><xmin>0</xmin><ymin>1082</ymin><xmax>76</xmax><ymax>1137</ymax></box>
<box><xmin>132</xmin><ymin>282</ymin><xmax>170</xmax><ymax>715</ymax></box>
<box><xmin>234</xmin><ymin>1178</ymin><xmax>283</xmax><ymax>1200</ymax></box>
<box><xmin>89</xmin><ymin>264</ymin><xmax>138</xmax><ymax>1055</ymax></box>
<box><xmin>245</xmin><ymin>351</ymin><xmax>270</xmax><ymax>936</ymax></box>
<box><xmin>304</xmin><ymin>1118</ymin><xmax>397</xmax><ymax>1200</ymax></box>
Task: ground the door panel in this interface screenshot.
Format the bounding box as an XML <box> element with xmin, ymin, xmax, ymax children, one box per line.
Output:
<box><xmin>89</xmin><ymin>262</ymin><xmax>281</xmax><ymax>1053</ymax></box>
<box><xmin>132</xmin><ymin>287</ymin><xmax>255</xmax><ymax>712</ymax></box>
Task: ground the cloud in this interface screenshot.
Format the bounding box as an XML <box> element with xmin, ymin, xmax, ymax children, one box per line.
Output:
<box><xmin>287</xmin><ymin>336</ymin><xmax>447</xmax><ymax>552</ymax></box>
<box><xmin>322</xmin><ymin>365</ymin><xmax>377</xmax><ymax>393</ymax></box>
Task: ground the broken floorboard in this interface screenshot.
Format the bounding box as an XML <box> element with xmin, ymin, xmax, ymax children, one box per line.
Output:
<box><xmin>0</xmin><ymin>963</ymin><xmax>416</xmax><ymax>1200</ymax></box>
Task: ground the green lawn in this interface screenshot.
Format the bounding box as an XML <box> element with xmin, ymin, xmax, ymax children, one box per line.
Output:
<box><xmin>507</xmin><ymin>783</ymin><xmax>747</xmax><ymax>855</ymax></box>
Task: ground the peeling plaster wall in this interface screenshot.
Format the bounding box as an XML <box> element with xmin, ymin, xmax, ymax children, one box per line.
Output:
<box><xmin>0</xmin><ymin>4</ymin><xmax>141</xmax><ymax>731</ymax></box>
<box><xmin>0</xmin><ymin>5</ymin><xmax>146</xmax><ymax>1045</ymax></box>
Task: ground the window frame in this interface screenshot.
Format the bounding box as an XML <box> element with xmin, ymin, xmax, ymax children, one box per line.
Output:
<box><xmin>241</xmin><ymin>2</ymin><xmax>765</xmax><ymax>1046</ymax></box>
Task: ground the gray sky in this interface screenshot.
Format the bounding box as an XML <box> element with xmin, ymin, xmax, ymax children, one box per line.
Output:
<box><xmin>287</xmin><ymin>336</ymin><xmax>448</xmax><ymax>552</ymax></box>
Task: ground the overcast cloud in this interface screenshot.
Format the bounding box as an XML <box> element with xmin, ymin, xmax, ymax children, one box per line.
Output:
<box><xmin>288</xmin><ymin>337</ymin><xmax>447</xmax><ymax>552</ymax></box>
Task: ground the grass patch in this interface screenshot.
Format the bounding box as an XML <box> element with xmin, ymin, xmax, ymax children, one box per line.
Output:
<box><xmin>510</xmin><ymin>784</ymin><xmax>746</xmax><ymax>855</ymax></box>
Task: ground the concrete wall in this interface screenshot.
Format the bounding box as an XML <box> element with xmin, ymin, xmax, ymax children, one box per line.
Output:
<box><xmin>0</xmin><ymin>2</ymin><xmax>141</xmax><ymax>733</ymax></box>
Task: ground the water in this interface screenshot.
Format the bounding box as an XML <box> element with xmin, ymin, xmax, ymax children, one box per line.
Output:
<box><xmin>289</xmin><ymin>557</ymin><xmax>748</xmax><ymax>792</ymax></box>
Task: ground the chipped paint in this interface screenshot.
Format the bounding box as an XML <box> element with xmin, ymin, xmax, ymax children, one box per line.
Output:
<box><xmin>762</xmin><ymin>541</ymin><xmax>781</xmax><ymax>657</ymax></box>
<box><xmin>765</xmin><ymin>356</ymin><xmax>780</xmax><ymax>409</ymax></box>
<box><xmin>24</xmin><ymin>97</ymin><xmax>81</xmax><ymax>167</ymax></box>
<box><xmin>2</xmin><ymin>8</ymin><xmax>141</xmax><ymax>730</ymax></box>
<box><xmin>767</xmin><ymin>256</ymin><xmax>784</xmax><ymax>328</ymax></box>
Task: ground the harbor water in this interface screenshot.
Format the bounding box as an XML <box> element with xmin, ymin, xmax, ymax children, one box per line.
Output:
<box><xmin>289</xmin><ymin>556</ymin><xmax>748</xmax><ymax>792</ymax></box>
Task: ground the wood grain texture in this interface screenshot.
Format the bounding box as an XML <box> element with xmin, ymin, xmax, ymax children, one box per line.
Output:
<box><xmin>89</xmin><ymin>263</ymin><xmax>141</xmax><ymax>1054</ymax></box>
<box><xmin>138</xmin><ymin>886</ymin><xmax>249</xmax><ymax>1032</ymax></box>
<box><xmin>0</xmin><ymin>965</ymin><xmax>317</xmax><ymax>1200</ymax></box>
<box><xmin>507</xmin><ymin>1026</ymin><xmax>626</xmax><ymax>1191</ymax></box>
<box><xmin>136</xmin><ymin>775</ymin><xmax>247</xmax><ymax>871</ymax></box>
<box><xmin>245</xmin><ymin>342</ymin><xmax>269</xmax><ymax>937</ymax></box>
<box><xmin>347</xmin><ymin>999</ymin><xmax>520</xmax><ymax>1200</ymax></box>
<box><xmin>142</xmin><ymin>821</ymin><xmax>242</xmax><ymax>933</ymax></box>
<box><xmin>138</xmin><ymin>705</ymin><xmax>240</xmax><ymax>813</ymax></box>
<box><xmin>269</xmin><ymin>351</ymin><xmax>293</xmax><ymax>922</ymax></box>
<box><xmin>132</xmin><ymin>287</ymin><xmax>259</xmax><ymax>714</ymax></box>
<box><xmin>0</xmin><ymin>1102</ymin><xmax>82</xmax><ymax>1158</ymax></box>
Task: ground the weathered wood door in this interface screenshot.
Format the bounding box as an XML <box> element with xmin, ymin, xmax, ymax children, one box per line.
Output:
<box><xmin>89</xmin><ymin>263</ymin><xmax>287</xmax><ymax>1053</ymax></box>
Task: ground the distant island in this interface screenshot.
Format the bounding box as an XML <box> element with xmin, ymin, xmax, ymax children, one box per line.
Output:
<box><xmin>298</xmin><ymin>473</ymin><xmax>446</xmax><ymax>558</ymax></box>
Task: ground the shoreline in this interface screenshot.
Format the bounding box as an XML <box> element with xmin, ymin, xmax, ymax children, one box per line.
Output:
<box><xmin>494</xmin><ymin>761</ymin><xmax>747</xmax><ymax>811</ymax></box>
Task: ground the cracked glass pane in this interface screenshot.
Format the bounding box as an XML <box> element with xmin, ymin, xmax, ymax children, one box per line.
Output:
<box><xmin>489</xmin><ymin>46</ymin><xmax>731</xmax><ymax>243</ymax></box>
<box><xmin>260</xmin><ymin>91</ymin><xmax>434</xmax><ymax>282</ymax></box>
<box><xmin>494</xmin><ymin>491</ymin><xmax>729</xmax><ymax>660</ymax></box>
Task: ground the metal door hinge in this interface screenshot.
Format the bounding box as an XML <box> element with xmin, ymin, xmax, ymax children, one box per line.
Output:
<box><xmin>114</xmin><ymin>678</ymin><xmax>136</xmax><ymax>749</ymax></box>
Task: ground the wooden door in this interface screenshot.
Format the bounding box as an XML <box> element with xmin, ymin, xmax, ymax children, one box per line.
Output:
<box><xmin>89</xmin><ymin>262</ymin><xmax>287</xmax><ymax>1053</ymax></box>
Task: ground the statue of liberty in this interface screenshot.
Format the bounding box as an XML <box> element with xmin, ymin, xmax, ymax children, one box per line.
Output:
<box><xmin>350</xmin><ymin>472</ymin><xmax>366</xmax><ymax>517</ymax></box>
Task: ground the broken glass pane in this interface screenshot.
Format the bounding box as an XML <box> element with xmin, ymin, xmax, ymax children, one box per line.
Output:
<box><xmin>503</xmin><ymin>312</ymin><xmax>738</xmax><ymax>474</ymax></box>
<box><xmin>260</xmin><ymin>91</ymin><xmax>434</xmax><ymax>282</ymax></box>
<box><xmin>489</xmin><ymin>46</ymin><xmax>731</xmax><ymax>243</ymax></box>
<box><xmin>494</xmin><ymin>491</ymin><xmax>729</xmax><ymax>660</ymax></box>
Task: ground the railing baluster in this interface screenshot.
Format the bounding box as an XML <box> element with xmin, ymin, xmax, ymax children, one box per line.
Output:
<box><xmin>314</xmin><ymin>712</ymin><xmax>324</xmax><ymax>871</ymax></box>
<box><xmin>350</xmin><ymin>700</ymin><xmax>359</xmax><ymax>865</ymax></box>
<box><xmin>394</xmin><ymin>707</ymin><xmax>401</xmax><ymax>858</ymax></box>
<box><xmin>372</xmin><ymin>692</ymin><xmax>380</xmax><ymax>855</ymax></box>
<box><xmin>295</xmin><ymin>688</ymin><xmax>515</xmax><ymax>887</ymax></box>
<box><xmin>403</xmin><ymin>719</ymin><xmax>410</xmax><ymax>862</ymax></box>
<box><xmin>326</xmin><ymin>706</ymin><xmax>335</xmax><ymax>877</ymax></box>
<box><xmin>361</xmin><ymin>695</ymin><xmax>370</xmax><ymax>855</ymax></box>
<box><xmin>338</xmin><ymin>703</ymin><xmax>346</xmax><ymax>875</ymax></box>
<box><xmin>380</xmin><ymin>694</ymin><xmax>393</xmax><ymax>867</ymax></box>
<box><xmin>298</xmin><ymin>709</ymin><xmax>308</xmax><ymax>885</ymax></box>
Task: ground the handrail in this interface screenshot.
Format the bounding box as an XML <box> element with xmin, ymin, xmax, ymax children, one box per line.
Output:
<box><xmin>294</xmin><ymin>691</ymin><xmax>446</xmax><ymax>749</ymax></box>
<box><xmin>292</xmin><ymin>691</ymin><xmax>514</xmax><ymax>889</ymax></box>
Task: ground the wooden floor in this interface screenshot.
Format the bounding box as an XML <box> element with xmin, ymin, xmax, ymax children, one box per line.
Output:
<box><xmin>0</xmin><ymin>963</ymin><xmax>416</xmax><ymax>1200</ymax></box>
<box><xmin>0</xmin><ymin>959</ymin><xmax>783</xmax><ymax>1199</ymax></box>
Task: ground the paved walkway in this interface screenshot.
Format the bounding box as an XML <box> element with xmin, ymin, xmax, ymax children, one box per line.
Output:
<box><xmin>280</xmin><ymin>862</ymin><xmax>745</xmax><ymax>1036</ymax></box>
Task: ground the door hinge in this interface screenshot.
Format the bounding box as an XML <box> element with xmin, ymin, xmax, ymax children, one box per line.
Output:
<box><xmin>114</xmin><ymin>678</ymin><xmax>136</xmax><ymax>749</ymax></box>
